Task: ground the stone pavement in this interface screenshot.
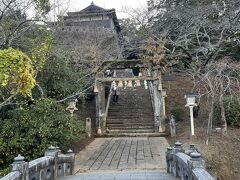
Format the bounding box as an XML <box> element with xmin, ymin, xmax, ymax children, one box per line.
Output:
<box><xmin>74</xmin><ymin>137</ymin><xmax>169</xmax><ymax>173</ymax></box>
<box><xmin>59</xmin><ymin>170</ymin><xmax>177</xmax><ymax>180</ymax></box>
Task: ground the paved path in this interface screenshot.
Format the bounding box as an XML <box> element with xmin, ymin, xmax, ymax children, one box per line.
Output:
<box><xmin>74</xmin><ymin>137</ymin><xmax>169</xmax><ymax>173</ymax></box>
<box><xmin>59</xmin><ymin>170</ymin><xmax>176</xmax><ymax>180</ymax></box>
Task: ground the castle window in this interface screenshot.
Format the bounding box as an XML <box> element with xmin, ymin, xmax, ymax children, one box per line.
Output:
<box><xmin>80</xmin><ymin>17</ymin><xmax>91</xmax><ymax>21</ymax></box>
<box><xmin>103</xmin><ymin>16</ymin><xmax>109</xmax><ymax>20</ymax></box>
<box><xmin>92</xmin><ymin>16</ymin><xmax>102</xmax><ymax>20</ymax></box>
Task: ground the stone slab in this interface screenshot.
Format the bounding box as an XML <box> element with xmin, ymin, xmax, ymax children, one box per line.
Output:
<box><xmin>74</xmin><ymin>137</ymin><xmax>169</xmax><ymax>173</ymax></box>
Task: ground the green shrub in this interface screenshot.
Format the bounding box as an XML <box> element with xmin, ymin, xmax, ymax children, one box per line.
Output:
<box><xmin>213</xmin><ymin>97</ymin><xmax>240</xmax><ymax>127</ymax></box>
<box><xmin>36</xmin><ymin>55</ymin><xmax>86</xmax><ymax>100</ymax></box>
<box><xmin>213</xmin><ymin>102</ymin><xmax>221</xmax><ymax>125</ymax></box>
<box><xmin>0</xmin><ymin>99</ymin><xmax>84</xmax><ymax>170</ymax></box>
<box><xmin>171</xmin><ymin>108</ymin><xmax>185</xmax><ymax>121</ymax></box>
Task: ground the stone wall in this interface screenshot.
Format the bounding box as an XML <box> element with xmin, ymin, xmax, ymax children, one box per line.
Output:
<box><xmin>54</xmin><ymin>15</ymin><xmax>122</xmax><ymax>60</ymax></box>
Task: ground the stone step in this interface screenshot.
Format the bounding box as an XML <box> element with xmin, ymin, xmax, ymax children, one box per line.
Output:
<box><xmin>106</xmin><ymin>125</ymin><xmax>154</xmax><ymax>128</ymax></box>
<box><xmin>108</xmin><ymin>107</ymin><xmax>153</xmax><ymax>110</ymax></box>
<box><xmin>107</xmin><ymin>117</ymin><xmax>154</xmax><ymax>121</ymax></box>
<box><xmin>109</xmin><ymin>105</ymin><xmax>152</xmax><ymax>107</ymax></box>
<box><xmin>106</xmin><ymin>125</ymin><xmax>154</xmax><ymax>129</ymax></box>
<box><xmin>109</xmin><ymin>107</ymin><xmax>152</xmax><ymax>109</ymax></box>
<box><xmin>104</xmin><ymin>132</ymin><xmax>167</xmax><ymax>137</ymax></box>
<box><xmin>109</xmin><ymin>104</ymin><xmax>152</xmax><ymax>107</ymax></box>
<box><xmin>106</xmin><ymin>123</ymin><xmax>154</xmax><ymax>129</ymax></box>
<box><xmin>106</xmin><ymin>122</ymin><xmax>154</xmax><ymax>127</ymax></box>
<box><xmin>107</xmin><ymin>116</ymin><xmax>154</xmax><ymax>119</ymax></box>
<box><xmin>59</xmin><ymin>170</ymin><xmax>177</xmax><ymax>180</ymax></box>
<box><xmin>108</xmin><ymin>114</ymin><xmax>153</xmax><ymax>116</ymax></box>
<box><xmin>107</xmin><ymin>120</ymin><xmax>154</xmax><ymax>123</ymax></box>
<box><xmin>106</xmin><ymin>120</ymin><xmax>154</xmax><ymax>124</ymax></box>
<box><xmin>108</xmin><ymin>111</ymin><xmax>153</xmax><ymax>113</ymax></box>
<box><xmin>113</xmin><ymin>96</ymin><xmax>151</xmax><ymax>99</ymax></box>
<box><xmin>108</xmin><ymin>111</ymin><xmax>153</xmax><ymax>114</ymax></box>
<box><xmin>108</xmin><ymin>114</ymin><xmax>153</xmax><ymax>117</ymax></box>
<box><xmin>107</xmin><ymin>125</ymin><xmax>154</xmax><ymax>129</ymax></box>
<box><xmin>106</xmin><ymin>86</ymin><xmax>155</xmax><ymax>137</ymax></box>
<box><xmin>107</xmin><ymin>129</ymin><xmax>155</xmax><ymax>133</ymax></box>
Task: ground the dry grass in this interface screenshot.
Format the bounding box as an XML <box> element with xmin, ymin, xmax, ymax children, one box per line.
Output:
<box><xmin>167</xmin><ymin>122</ymin><xmax>240</xmax><ymax>180</ymax></box>
<box><xmin>165</xmin><ymin>72</ymin><xmax>240</xmax><ymax>180</ymax></box>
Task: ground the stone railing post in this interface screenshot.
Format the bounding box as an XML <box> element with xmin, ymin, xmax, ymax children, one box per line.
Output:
<box><xmin>187</xmin><ymin>151</ymin><xmax>205</xmax><ymax>179</ymax></box>
<box><xmin>166</xmin><ymin>147</ymin><xmax>173</xmax><ymax>173</ymax></box>
<box><xmin>66</xmin><ymin>149</ymin><xmax>75</xmax><ymax>175</ymax></box>
<box><xmin>86</xmin><ymin>117</ymin><xmax>92</xmax><ymax>137</ymax></box>
<box><xmin>166</xmin><ymin>142</ymin><xmax>214</xmax><ymax>180</ymax></box>
<box><xmin>44</xmin><ymin>145</ymin><xmax>58</xmax><ymax>180</ymax></box>
<box><xmin>56</xmin><ymin>146</ymin><xmax>63</xmax><ymax>155</ymax></box>
<box><xmin>173</xmin><ymin>141</ymin><xmax>184</xmax><ymax>153</ymax></box>
<box><xmin>185</xmin><ymin>144</ymin><xmax>196</xmax><ymax>156</ymax></box>
<box><xmin>172</xmin><ymin>141</ymin><xmax>184</xmax><ymax>177</ymax></box>
<box><xmin>9</xmin><ymin>154</ymin><xmax>29</xmax><ymax>180</ymax></box>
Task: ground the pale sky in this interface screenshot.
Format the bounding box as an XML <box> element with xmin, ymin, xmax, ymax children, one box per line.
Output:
<box><xmin>55</xmin><ymin>0</ymin><xmax>148</xmax><ymax>19</ymax></box>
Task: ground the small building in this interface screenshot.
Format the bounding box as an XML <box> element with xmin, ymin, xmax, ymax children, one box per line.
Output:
<box><xmin>55</xmin><ymin>2</ymin><xmax>122</xmax><ymax>59</ymax></box>
<box><xmin>62</xmin><ymin>2</ymin><xmax>121</xmax><ymax>35</ymax></box>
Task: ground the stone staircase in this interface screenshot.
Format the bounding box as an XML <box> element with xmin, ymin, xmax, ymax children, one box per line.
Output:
<box><xmin>105</xmin><ymin>86</ymin><xmax>160</xmax><ymax>136</ymax></box>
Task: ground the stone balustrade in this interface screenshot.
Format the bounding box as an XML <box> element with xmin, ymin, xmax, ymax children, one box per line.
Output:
<box><xmin>1</xmin><ymin>146</ymin><xmax>75</xmax><ymax>180</ymax></box>
<box><xmin>166</xmin><ymin>141</ymin><xmax>215</xmax><ymax>180</ymax></box>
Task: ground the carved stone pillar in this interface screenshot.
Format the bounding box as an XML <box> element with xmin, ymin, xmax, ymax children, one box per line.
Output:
<box><xmin>10</xmin><ymin>154</ymin><xmax>29</xmax><ymax>180</ymax></box>
<box><xmin>66</xmin><ymin>149</ymin><xmax>75</xmax><ymax>175</ymax></box>
<box><xmin>44</xmin><ymin>145</ymin><xmax>58</xmax><ymax>180</ymax></box>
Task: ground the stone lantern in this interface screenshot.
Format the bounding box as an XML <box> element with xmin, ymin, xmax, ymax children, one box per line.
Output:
<box><xmin>184</xmin><ymin>92</ymin><xmax>197</xmax><ymax>138</ymax></box>
<box><xmin>66</xmin><ymin>98</ymin><xmax>78</xmax><ymax>116</ymax></box>
<box><xmin>185</xmin><ymin>93</ymin><xmax>197</xmax><ymax>107</ymax></box>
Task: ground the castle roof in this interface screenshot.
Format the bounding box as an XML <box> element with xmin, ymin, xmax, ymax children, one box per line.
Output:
<box><xmin>67</xmin><ymin>2</ymin><xmax>115</xmax><ymax>16</ymax></box>
<box><xmin>80</xmin><ymin>1</ymin><xmax>106</xmax><ymax>13</ymax></box>
<box><xmin>65</xmin><ymin>2</ymin><xmax>121</xmax><ymax>33</ymax></box>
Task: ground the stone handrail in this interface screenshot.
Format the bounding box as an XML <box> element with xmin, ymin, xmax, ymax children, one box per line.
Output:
<box><xmin>148</xmin><ymin>81</ymin><xmax>155</xmax><ymax>117</ymax></box>
<box><xmin>104</xmin><ymin>82</ymin><xmax>114</xmax><ymax>126</ymax></box>
<box><xmin>166</xmin><ymin>141</ymin><xmax>215</xmax><ymax>180</ymax></box>
<box><xmin>1</xmin><ymin>146</ymin><xmax>74</xmax><ymax>180</ymax></box>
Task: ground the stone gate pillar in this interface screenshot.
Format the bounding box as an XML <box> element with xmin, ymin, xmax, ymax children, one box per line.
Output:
<box><xmin>95</xmin><ymin>78</ymin><xmax>106</xmax><ymax>135</ymax></box>
<box><xmin>152</xmin><ymin>80</ymin><xmax>162</xmax><ymax>132</ymax></box>
<box><xmin>151</xmin><ymin>70</ymin><xmax>166</xmax><ymax>133</ymax></box>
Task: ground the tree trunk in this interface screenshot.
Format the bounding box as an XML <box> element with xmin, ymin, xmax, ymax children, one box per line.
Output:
<box><xmin>219</xmin><ymin>94</ymin><xmax>227</xmax><ymax>133</ymax></box>
<box><xmin>206</xmin><ymin>99</ymin><xmax>214</xmax><ymax>145</ymax></box>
